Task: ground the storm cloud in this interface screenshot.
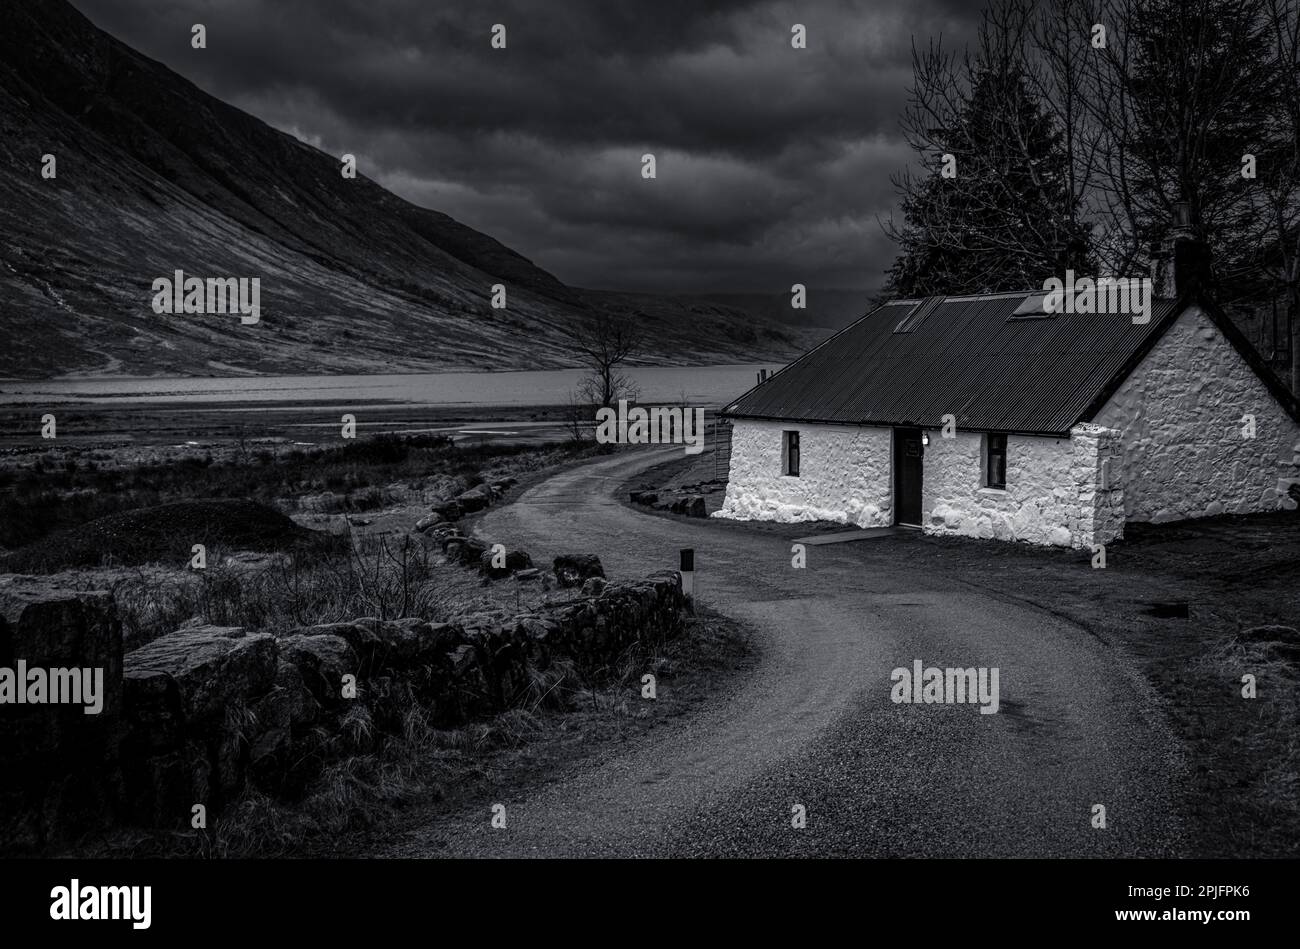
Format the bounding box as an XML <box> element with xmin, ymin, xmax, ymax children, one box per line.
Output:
<box><xmin>74</xmin><ymin>0</ymin><xmax>982</xmax><ymax>294</ymax></box>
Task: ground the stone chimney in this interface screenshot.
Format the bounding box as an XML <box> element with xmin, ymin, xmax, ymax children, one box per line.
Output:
<box><xmin>1150</xmin><ymin>201</ymin><xmax>1212</xmax><ymax>297</ymax></box>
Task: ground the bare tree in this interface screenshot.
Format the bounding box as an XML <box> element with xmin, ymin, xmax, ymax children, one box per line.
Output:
<box><xmin>232</xmin><ymin>421</ymin><xmax>252</xmax><ymax>466</ymax></box>
<box><xmin>562</xmin><ymin>388</ymin><xmax>591</xmax><ymax>444</ymax></box>
<box><xmin>570</xmin><ymin>314</ymin><xmax>641</xmax><ymax>408</ymax></box>
<box><xmin>887</xmin><ymin>0</ymin><xmax>1300</xmax><ymax>392</ymax></box>
<box><xmin>1065</xmin><ymin>0</ymin><xmax>1298</xmax><ymax>389</ymax></box>
<box><xmin>1253</xmin><ymin>0</ymin><xmax>1300</xmax><ymax>394</ymax></box>
<box><xmin>882</xmin><ymin>2</ymin><xmax>1092</xmax><ymax>296</ymax></box>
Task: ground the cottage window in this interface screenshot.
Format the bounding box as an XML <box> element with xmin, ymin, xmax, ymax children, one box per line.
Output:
<box><xmin>984</xmin><ymin>434</ymin><xmax>1006</xmax><ymax>489</ymax></box>
<box><xmin>783</xmin><ymin>430</ymin><xmax>800</xmax><ymax>476</ymax></box>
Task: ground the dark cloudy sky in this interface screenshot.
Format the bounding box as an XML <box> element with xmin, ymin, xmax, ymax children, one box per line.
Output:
<box><xmin>74</xmin><ymin>0</ymin><xmax>981</xmax><ymax>295</ymax></box>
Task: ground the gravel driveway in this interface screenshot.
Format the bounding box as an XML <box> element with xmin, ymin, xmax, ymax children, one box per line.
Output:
<box><xmin>379</xmin><ymin>447</ymin><xmax>1188</xmax><ymax>857</ymax></box>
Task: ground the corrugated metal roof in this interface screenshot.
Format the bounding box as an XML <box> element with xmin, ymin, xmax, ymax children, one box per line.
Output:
<box><xmin>723</xmin><ymin>291</ymin><xmax>1185</xmax><ymax>436</ymax></box>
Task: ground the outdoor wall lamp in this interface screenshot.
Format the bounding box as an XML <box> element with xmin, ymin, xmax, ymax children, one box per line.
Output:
<box><xmin>921</xmin><ymin>432</ymin><xmax>930</xmax><ymax>446</ymax></box>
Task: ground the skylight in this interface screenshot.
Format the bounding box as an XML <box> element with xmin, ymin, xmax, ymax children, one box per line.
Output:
<box><xmin>893</xmin><ymin>296</ymin><xmax>943</xmax><ymax>333</ymax></box>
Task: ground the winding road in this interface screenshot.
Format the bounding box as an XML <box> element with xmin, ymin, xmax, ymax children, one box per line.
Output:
<box><xmin>384</xmin><ymin>447</ymin><xmax>1187</xmax><ymax>858</ymax></box>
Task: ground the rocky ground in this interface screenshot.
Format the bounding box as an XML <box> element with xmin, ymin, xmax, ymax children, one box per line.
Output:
<box><xmin>626</xmin><ymin>449</ymin><xmax>730</xmax><ymax>518</ymax></box>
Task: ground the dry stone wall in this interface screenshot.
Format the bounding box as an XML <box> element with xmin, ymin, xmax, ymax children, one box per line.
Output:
<box><xmin>0</xmin><ymin>578</ymin><xmax>125</xmax><ymax>852</ymax></box>
<box><xmin>0</xmin><ymin>570</ymin><xmax>686</xmax><ymax>851</ymax></box>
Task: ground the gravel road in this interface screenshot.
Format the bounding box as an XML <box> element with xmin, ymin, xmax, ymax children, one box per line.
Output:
<box><xmin>380</xmin><ymin>447</ymin><xmax>1188</xmax><ymax>858</ymax></box>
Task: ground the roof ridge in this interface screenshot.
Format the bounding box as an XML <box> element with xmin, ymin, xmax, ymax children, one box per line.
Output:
<box><xmin>887</xmin><ymin>289</ymin><xmax>1042</xmax><ymax>306</ymax></box>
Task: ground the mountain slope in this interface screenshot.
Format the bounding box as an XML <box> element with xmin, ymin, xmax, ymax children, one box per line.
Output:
<box><xmin>695</xmin><ymin>289</ymin><xmax>874</xmax><ymax>331</ymax></box>
<box><xmin>0</xmin><ymin>0</ymin><xmax>807</xmax><ymax>378</ymax></box>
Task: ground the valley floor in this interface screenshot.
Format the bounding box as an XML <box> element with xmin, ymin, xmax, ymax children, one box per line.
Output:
<box><xmin>7</xmin><ymin>428</ymin><xmax>1295</xmax><ymax>857</ymax></box>
<box><xmin>355</xmin><ymin>447</ymin><xmax>1297</xmax><ymax>858</ymax></box>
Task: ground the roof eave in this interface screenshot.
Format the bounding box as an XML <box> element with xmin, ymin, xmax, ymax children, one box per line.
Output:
<box><xmin>721</xmin><ymin>411</ymin><xmax>1073</xmax><ymax>439</ymax></box>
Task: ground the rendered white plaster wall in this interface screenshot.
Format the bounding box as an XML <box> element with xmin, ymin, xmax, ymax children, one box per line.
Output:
<box><xmin>1093</xmin><ymin>306</ymin><xmax>1300</xmax><ymax>522</ymax></box>
<box><xmin>922</xmin><ymin>432</ymin><xmax>1079</xmax><ymax>546</ymax></box>
<box><xmin>714</xmin><ymin>420</ymin><xmax>893</xmax><ymax>527</ymax></box>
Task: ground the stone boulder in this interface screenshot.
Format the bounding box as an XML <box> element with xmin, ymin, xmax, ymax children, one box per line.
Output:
<box><xmin>553</xmin><ymin>554</ymin><xmax>605</xmax><ymax>588</ymax></box>
<box><xmin>430</xmin><ymin>500</ymin><xmax>464</xmax><ymax>522</ymax></box>
<box><xmin>3</xmin><ymin>560</ymin><xmax>693</xmax><ymax>839</ymax></box>
<box><xmin>445</xmin><ymin>536</ymin><xmax>488</xmax><ymax>566</ymax></box>
<box><xmin>0</xmin><ymin>579</ymin><xmax>123</xmax><ymax>714</ymax></box>
<box><xmin>456</xmin><ymin>484</ymin><xmax>495</xmax><ymax>513</ymax></box>
<box><xmin>346</xmin><ymin>618</ymin><xmax>463</xmax><ymax>669</ymax></box>
<box><xmin>121</xmin><ymin>742</ymin><xmax>210</xmax><ymax>828</ymax></box>
<box><xmin>221</xmin><ymin>552</ymin><xmax>291</xmax><ymax>574</ymax></box>
<box><xmin>670</xmin><ymin>496</ymin><xmax>706</xmax><ymax>517</ymax></box>
<box><xmin>248</xmin><ymin>719</ymin><xmax>292</xmax><ymax>788</ymax></box>
<box><xmin>371</xmin><ymin>618</ymin><xmax>426</xmax><ymax>666</ymax></box>
<box><xmin>291</xmin><ymin>622</ymin><xmax>381</xmax><ymax>670</ymax></box>
<box><xmin>270</xmin><ymin>659</ymin><xmax>321</xmax><ymax>728</ymax></box>
<box><xmin>174</xmin><ymin>623</ymin><xmax>247</xmax><ymax>639</ymax></box>
<box><xmin>414</xmin><ymin>513</ymin><xmax>450</xmax><ymax>533</ymax></box>
<box><xmin>278</xmin><ymin>634</ymin><xmax>357</xmax><ymax>707</ymax></box>
<box><xmin>516</xmin><ymin>615</ymin><xmax>559</xmax><ymax>643</ymax></box>
<box><xmin>480</xmin><ymin>548</ymin><xmax>534</xmax><ymax>579</ymax></box>
<box><xmin>125</xmin><ymin>628</ymin><xmax>278</xmax><ymax>724</ymax></box>
<box><xmin>122</xmin><ymin>627</ymin><xmax>280</xmax><ymax>817</ymax></box>
<box><xmin>0</xmin><ymin>579</ymin><xmax>124</xmax><ymax>851</ymax></box>
<box><xmin>122</xmin><ymin>669</ymin><xmax>185</xmax><ymax>756</ymax></box>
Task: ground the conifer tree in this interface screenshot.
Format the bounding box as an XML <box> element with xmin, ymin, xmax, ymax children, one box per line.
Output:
<box><xmin>884</xmin><ymin>56</ymin><xmax>1090</xmax><ymax>297</ymax></box>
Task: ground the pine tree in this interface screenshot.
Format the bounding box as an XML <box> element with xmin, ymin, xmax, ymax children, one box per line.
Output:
<box><xmin>884</xmin><ymin>61</ymin><xmax>1090</xmax><ymax>298</ymax></box>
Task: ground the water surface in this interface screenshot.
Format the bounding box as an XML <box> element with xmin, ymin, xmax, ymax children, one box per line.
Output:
<box><xmin>0</xmin><ymin>364</ymin><xmax>775</xmax><ymax>409</ymax></box>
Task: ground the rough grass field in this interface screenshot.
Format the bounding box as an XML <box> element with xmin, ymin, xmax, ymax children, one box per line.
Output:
<box><xmin>0</xmin><ymin>432</ymin><xmax>564</xmax><ymax>553</ymax></box>
<box><xmin>2</xmin><ymin>432</ymin><xmax>761</xmax><ymax>858</ymax></box>
<box><xmin>0</xmin><ymin>434</ymin><xmax>606</xmax><ymax>648</ymax></box>
<box><xmin>0</xmin><ymin>498</ymin><xmax>337</xmax><ymax>573</ymax></box>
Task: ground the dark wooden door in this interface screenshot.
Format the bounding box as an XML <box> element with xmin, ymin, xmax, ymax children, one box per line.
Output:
<box><xmin>893</xmin><ymin>428</ymin><xmax>923</xmax><ymax>526</ymax></box>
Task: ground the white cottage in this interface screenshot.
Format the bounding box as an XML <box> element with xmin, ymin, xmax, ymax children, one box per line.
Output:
<box><xmin>717</xmin><ymin>268</ymin><xmax>1300</xmax><ymax>548</ymax></box>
